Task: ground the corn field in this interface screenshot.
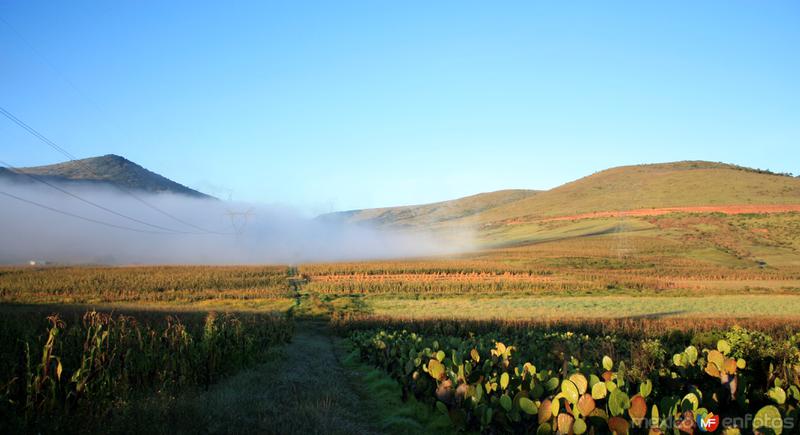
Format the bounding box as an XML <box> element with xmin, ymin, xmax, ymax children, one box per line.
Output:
<box><xmin>0</xmin><ymin>265</ymin><xmax>293</xmax><ymax>304</ymax></box>
<box><xmin>0</xmin><ymin>308</ymin><xmax>293</xmax><ymax>433</ymax></box>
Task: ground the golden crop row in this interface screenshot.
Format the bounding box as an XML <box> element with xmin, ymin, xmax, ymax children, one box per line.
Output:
<box><xmin>0</xmin><ymin>265</ymin><xmax>293</xmax><ymax>304</ymax></box>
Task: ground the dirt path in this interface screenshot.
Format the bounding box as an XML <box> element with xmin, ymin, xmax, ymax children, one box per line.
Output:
<box><xmin>115</xmin><ymin>321</ymin><xmax>381</xmax><ymax>435</ymax></box>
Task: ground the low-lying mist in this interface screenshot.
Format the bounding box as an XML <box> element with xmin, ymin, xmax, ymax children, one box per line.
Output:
<box><xmin>0</xmin><ymin>180</ymin><xmax>474</xmax><ymax>265</ymax></box>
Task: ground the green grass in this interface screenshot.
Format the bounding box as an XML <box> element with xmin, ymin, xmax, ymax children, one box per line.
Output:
<box><xmin>336</xmin><ymin>338</ymin><xmax>454</xmax><ymax>434</ymax></box>
<box><xmin>91</xmin><ymin>321</ymin><xmax>450</xmax><ymax>435</ymax></box>
<box><xmin>480</xmin><ymin>217</ymin><xmax>655</xmax><ymax>247</ymax></box>
<box><xmin>683</xmin><ymin>246</ymin><xmax>750</xmax><ymax>267</ymax></box>
<box><xmin>96</xmin><ymin>322</ymin><xmax>377</xmax><ymax>434</ymax></box>
<box><xmin>366</xmin><ymin>294</ymin><xmax>800</xmax><ymax>319</ymax></box>
<box><xmin>180</xmin><ymin>297</ymin><xmax>295</xmax><ymax>311</ymax></box>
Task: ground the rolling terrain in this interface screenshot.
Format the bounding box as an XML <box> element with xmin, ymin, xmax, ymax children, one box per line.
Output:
<box><xmin>3</xmin><ymin>159</ymin><xmax>800</xmax><ymax>433</ymax></box>
<box><xmin>324</xmin><ymin>161</ymin><xmax>800</xmax><ymax>261</ymax></box>
<box><xmin>319</xmin><ymin>189</ymin><xmax>540</xmax><ymax>228</ymax></box>
<box><xmin>326</xmin><ymin>161</ymin><xmax>800</xmax><ymax>230</ymax></box>
<box><xmin>303</xmin><ymin>160</ymin><xmax>800</xmax><ymax>322</ymax></box>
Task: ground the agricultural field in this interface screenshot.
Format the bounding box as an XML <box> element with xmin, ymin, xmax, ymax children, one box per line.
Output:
<box><xmin>2</xmin><ymin>210</ymin><xmax>800</xmax><ymax>433</ymax></box>
<box><xmin>0</xmin><ymin>265</ymin><xmax>296</xmax><ymax>310</ymax></box>
<box><xmin>0</xmin><ymin>267</ymin><xmax>301</xmax><ymax>433</ymax></box>
<box><xmin>297</xmin><ymin>212</ymin><xmax>800</xmax><ymax>323</ymax></box>
<box><xmin>2</xmin><ymin>0</ymin><xmax>798</xmax><ymax>429</ymax></box>
<box><xmin>301</xmin><ymin>210</ymin><xmax>800</xmax><ymax>432</ymax></box>
<box><xmin>0</xmin><ymin>306</ymin><xmax>293</xmax><ymax>433</ymax></box>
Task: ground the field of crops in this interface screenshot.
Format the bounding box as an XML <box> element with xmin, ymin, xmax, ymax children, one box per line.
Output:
<box><xmin>1</xmin><ymin>211</ymin><xmax>799</xmax><ymax>433</ymax></box>
<box><xmin>301</xmin><ymin>215</ymin><xmax>800</xmax><ymax>299</ymax></box>
<box><xmin>0</xmin><ymin>265</ymin><xmax>293</xmax><ymax>305</ymax></box>
<box><xmin>0</xmin><ymin>306</ymin><xmax>293</xmax><ymax>433</ymax></box>
<box><xmin>340</xmin><ymin>316</ymin><xmax>800</xmax><ymax>434</ymax></box>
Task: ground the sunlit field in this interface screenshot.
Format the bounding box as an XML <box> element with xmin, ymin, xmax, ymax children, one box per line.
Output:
<box><xmin>3</xmin><ymin>0</ymin><xmax>799</xmax><ymax>430</ymax></box>
<box><xmin>3</xmin><ymin>212</ymin><xmax>800</xmax><ymax>432</ymax></box>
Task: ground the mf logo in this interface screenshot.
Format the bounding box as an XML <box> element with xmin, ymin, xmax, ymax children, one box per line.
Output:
<box><xmin>696</xmin><ymin>412</ymin><xmax>720</xmax><ymax>432</ymax></box>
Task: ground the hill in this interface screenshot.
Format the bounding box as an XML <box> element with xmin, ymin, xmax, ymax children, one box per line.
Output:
<box><xmin>322</xmin><ymin>189</ymin><xmax>540</xmax><ymax>229</ymax></box>
<box><xmin>324</xmin><ymin>161</ymin><xmax>800</xmax><ymax>230</ymax></box>
<box><xmin>0</xmin><ymin>154</ymin><xmax>212</xmax><ymax>199</ymax></box>
<box><xmin>477</xmin><ymin>161</ymin><xmax>799</xmax><ymax>223</ymax></box>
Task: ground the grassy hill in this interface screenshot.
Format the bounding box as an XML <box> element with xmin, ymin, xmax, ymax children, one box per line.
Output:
<box><xmin>327</xmin><ymin>161</ymin><xmax>800</xmax><ymax>229</ymax></box>
<box><xmin>322</xmin><ymin>189</ymin><xmax>539</xmax><ymax>228</ymax></box>
<box><xmin>477</xmin><ymin>161</ymin><xmax>800</xmax><ymax>223</ymax></box>
<box><xmin>1</xmin><ymin>154</ymin><xmax>212</xmax><ymax>198</ymax></box>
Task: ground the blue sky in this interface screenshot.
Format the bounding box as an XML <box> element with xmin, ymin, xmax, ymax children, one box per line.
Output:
<box><xmin>1</xmin><ymin>1</ymin><xmax>798</xmax><ymax>214</ymax></box>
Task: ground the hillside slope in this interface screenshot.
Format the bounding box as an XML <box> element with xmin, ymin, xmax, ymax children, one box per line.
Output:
<box><xmin>0</xmin><ymin>154</ymin><xmax>212</xmax><ymax>199</ymax></box>
<box><xmin>326</xmin><ymin>161</ymin><xmax>800</xmax><ymax>229</ymax></box>
<box><xmin>323</xmin><ymin>189</ymin><xmax>540</xmax><ymax>229</ymax></box>
<box><xmin>478</xmin><ymin>161</ymin><xmax>800</xmax><ymax>224</ymax></box>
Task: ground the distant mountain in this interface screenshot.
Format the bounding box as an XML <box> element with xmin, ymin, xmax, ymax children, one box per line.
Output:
<box><xmin>0</xmin><ymin>154</ymin><xmax>213</xmax><ymax>199</ymax></box>
<box><xmin>322</xmin><ymin>161</ymin><xmax>800</xmax><ymax>230</ymax></box>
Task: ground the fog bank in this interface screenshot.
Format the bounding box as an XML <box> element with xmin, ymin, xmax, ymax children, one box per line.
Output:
<box><xmin>0</xmin><ymin>180</ymin><xmax>474</xmax><ymax>264</ymax></box>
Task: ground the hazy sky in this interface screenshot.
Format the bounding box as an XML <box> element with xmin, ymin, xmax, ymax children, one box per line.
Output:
<box><xmin>1</xmin><ymin>1</ymin><xmax>798</xmax><ymax>214</ymax></box>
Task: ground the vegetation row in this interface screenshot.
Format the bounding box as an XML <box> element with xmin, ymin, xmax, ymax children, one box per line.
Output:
<box><xmin>0</xmin><ymin>309</ymin><xmax>293</xmax><ymax>433</ymax></box>
<box><xmin>0</xmin><ymin>265</ymin><xmax>293</xmax><ymax>303</ymax></box>
<box><xmin>346</xmin><ymin>319</ymin><xmax>800</xmax><ymax>433</ymax></box>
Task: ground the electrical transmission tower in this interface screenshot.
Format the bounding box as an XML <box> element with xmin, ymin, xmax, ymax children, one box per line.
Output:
<box><xmin>613</xmin><ymin>181</ymin><xmax>639</xmax><ymax>259</ymax></box>
<box><xmin>224</xmin><ymin>208</ymin><xmax>255</xmax><ymax>236</ymax></box>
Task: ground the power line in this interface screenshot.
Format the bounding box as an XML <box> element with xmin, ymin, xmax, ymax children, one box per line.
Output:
<box><xmin>0</xmin><ymin>190</ymin><xmax>174</xmax><ymax>235</ymax></box>
<box><xmin>0</xmin><ymin>105</ymin><xmax>230</xmax><ymax>235</ymax></box>
<box><xmin>0</xmin><ymin>159</ymin><xmax>199</xmax><ymax>234</ymax></box>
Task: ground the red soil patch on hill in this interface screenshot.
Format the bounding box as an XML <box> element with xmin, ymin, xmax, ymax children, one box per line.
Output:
<box><xmin>543</xmin><ymin>204</ymin><xmax>800</xmax><ymax>222</ymax></box>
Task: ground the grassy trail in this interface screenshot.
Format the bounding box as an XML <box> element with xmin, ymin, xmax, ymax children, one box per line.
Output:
<box><xmin>111</xmin><ymin>321</ymin><xmax>382</xmax><ymax>434</ymax></box>
<box><xmin>103</xmin><ymin>268</ymin><xmax>445</xmax><ymax>434</ymax></box>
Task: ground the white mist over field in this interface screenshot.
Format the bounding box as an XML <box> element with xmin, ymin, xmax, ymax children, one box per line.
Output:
<box><xmin>0</xmin><ymin>180</ymin><xmax>473</xmax><ymax>264</ymax></box>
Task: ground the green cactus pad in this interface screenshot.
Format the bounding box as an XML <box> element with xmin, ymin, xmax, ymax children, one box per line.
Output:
<box><xmin>500</xmin><ymin>394</ymin><xmax>512</xmax><ymax>411</ymax></box>
<box><xmin>639</xmin><ymin>379</ymin><xmax>653</xmax><ymax>398</ymax></box>
<box><xmin>544</xmin><ymin>376</ymin><xmax>559</xmax><ymax>392</ymax></box>
<box><xmin>592</xmin><ymin>381</ymin><xmax>608</xmax><ymax>400</ymax></box>
<box><xmin>573</xmin><ymin>417</ymin><xmax>587</xmax><ymax>434</ymax></box>
<box><xmin>684</xmin><ymin>346</ymin><xmax>698</xmax><ymax>364</ymax></box>
<box><xmin>681</xmin><ymin>393</ymin><xmax>699</xmax><ymax>411</ymax></box>
<box><xmin>428</xmin><ymin>359</ymin><xmax>445</xmax><ymax>380</ymax></box>
<box><xmin>536</xmin><ymin>423</ymin><xmax>552</xmax><ymax>435</ymax></box>
<box><xmin>561</xmin><ymin>379</ymin><xmax>580</xmax><ymax>404</ymax></box>
<box><xmin>754</xmin><ymin>405</ymin><xmax>782</xmax><ymax>435</ymax></box>
<box><xmin>767</xmin><ymin>386</ymin><xmax>786</xmax><ymax>405</ymax></box>
<box><xmin>608</xmin><ymin>389</ymin><xmax>630</xmax><ymax>417</ymax></box>
<box><xmin>569</xmin><ymin>373</ymin><xmax>589</xmax><ymax>395</ymax></box>
<box><xmin>519</xmin><ymin>397</ymin><xmax>538</xmax><ymax>415</ymax></box>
